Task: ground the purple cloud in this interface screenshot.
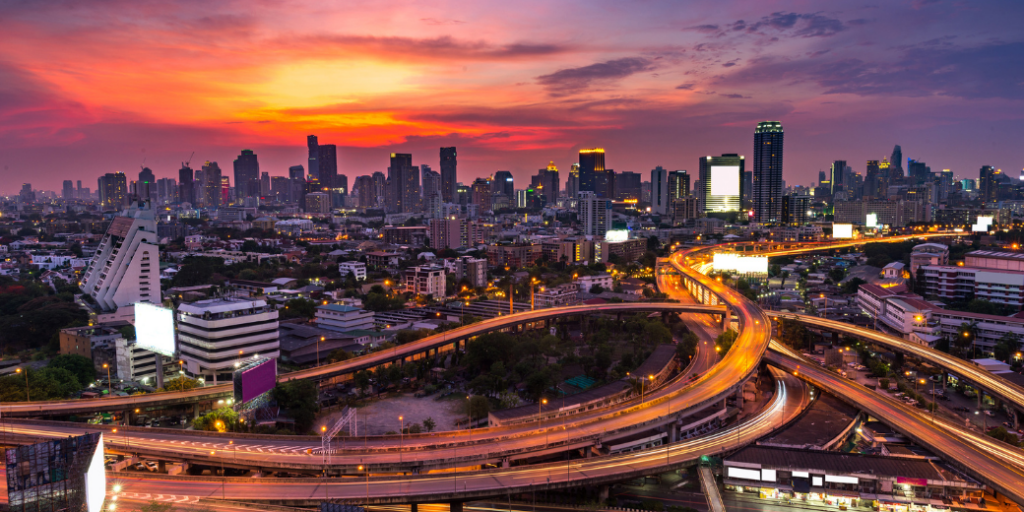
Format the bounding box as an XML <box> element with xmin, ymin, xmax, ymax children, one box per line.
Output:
<box><xmin>536</xmin><ymin>57</ymin><xmax>655</xmax><ymax>96</ymax></box>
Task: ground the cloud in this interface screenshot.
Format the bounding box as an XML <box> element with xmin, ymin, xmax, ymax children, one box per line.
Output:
<box><xmin>536</xmin><ymin>57</ymin><xmax>655</xmax><ymax>96</ymax></box>
<box><xmin>745</xmin><ymin>12</ymin><xmax>848</xmax><ymax>38</ymax></box>
<box><xmin>689</xmin><ymin>24</ymin><xmax>720</xmax><ymax>32</ymax></box>
<box><xmin>675</xmin><ymin>83</ymin><xmax>695</xmax><ymax>90</ymax></box>
<box><xmin>277</xmin><ymin>34</ymin><xmax>568</xmax><ymax>62</ymax></box>
<box><xmin>719</xmin><ymin>93</ymin><xmax>748</xmax><ymax>99</ymax></box>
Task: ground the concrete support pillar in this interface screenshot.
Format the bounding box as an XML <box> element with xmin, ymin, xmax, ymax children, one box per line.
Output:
<box><xmin>668</xmin><ymin>422</ymin><xmax>678</xmax><ymax>443</ymax></box>
<box><xmin>942</xmin><ymin>372</ymin><xmax>947</xmax><ymax>391</ymax></box>
<box><xmin>158</xmin><ymin>460</ymin><xmax>166</xmax><ymax>473</ymax></box>
<box><xmin>735</xmin><ymin>385</ymin><xmax>744</xmax><ymax>407</ymax></box>
<box><xmin>450</xmin><ymin>502</ymin><xmax>464</xmax><ymax>512</ymax></box>
<box><xmin>501</xmin><ymin>458</ymin><xmax>510</xmax><ymax>468</ymax></box>
<box><xmin>411</xmin><ymin>505</ymin><xmax>418</xmax><ymax>512</ymax></box>
<box><xmin>599</xmin><ymin>486</ymin><xmax>610</xmax><ymax>502</ymax></box>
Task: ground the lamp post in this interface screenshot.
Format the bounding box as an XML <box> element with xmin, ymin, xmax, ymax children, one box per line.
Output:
<box><xmin>359</xmin><ymin>464</ymin><xmax>368</xmax><ymax>505</ymax></box>
<box><xmin>539</xmin><ymin>397</ymin><xmax>547</xmax><ymax>417</ymax></box>
<box><xmin>399</xmin><ymin>415</ymin><xmax>404</xmax><ymax>464</ymax></box>
<box><xmin>318</xmin><ymin>336</ymin><xmax>324</xmax><ymax>366</ymax></box>
<box><xmin>211</xmin><ymin>450</ymin><xmax>225</xmax><ymax>498</ymax></box>
<box><xmin>15</xmin><ymin>368</ymin><xmax>28</xmax><ymax>401</ymax></box>
<box><xmin>103</xmin><ymin>364</ymin><xmax>111</xmax><ymax>396</ymax></box>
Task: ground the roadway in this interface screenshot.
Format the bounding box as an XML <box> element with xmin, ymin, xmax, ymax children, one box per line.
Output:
<box><xmin>767</xmin><ymin>342</ymin><xmax>1024</xmax><ymax>503</ymax></box>
<box><xmin>767</xmin><ymin>311</ymin><xmax>1024</xmax><ymax>414</ymax></box>
<box><xmin>91</xmin><ymin>368</ymin><xmax>810</xmax><ymax>505</ymax></box>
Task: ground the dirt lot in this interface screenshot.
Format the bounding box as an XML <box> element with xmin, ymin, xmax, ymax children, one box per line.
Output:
<box><xmin>320</xmin><ymin>393</ymin><xmax>467</xmax><ymax>435</ymax></box>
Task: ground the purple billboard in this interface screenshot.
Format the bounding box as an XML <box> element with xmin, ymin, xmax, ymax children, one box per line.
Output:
<box><xmin>233</xmin><ymin>358</ymin><xmax>277</xmax><ymax>404</ymax></box>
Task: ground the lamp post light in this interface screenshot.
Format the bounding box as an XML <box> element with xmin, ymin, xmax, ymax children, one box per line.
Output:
<box><xmin>539</xmin><ymin>398</ymin><xmax>547</xmax><ymax>416</ymax></box>
<box><xmin>103</xmin><ymin>364</ymin><xmax>111</xmax><ymax>396</ymax></box>
<box><xmin>399</xmin><ymin>415</ymin><xmax>404</xmax><ymax>464</ymax></box>
<box><xmin>211</xmin><ymin>450</ymin><xmax>225</xmax><ymax>499</ymax></box>
<box><xmin>318</xmin><ymin>336</ymin><xmax>325</xmax><ymax>366</ymax></box>
<box><xmin>15</xmin><ymin>368</ymin><xmax>28</xmax><ymax>401</ymax></box>
<box><xmin>358</xmin><ymin>464</ymin><xmax>369</xmax><ymax>505</ymax></box>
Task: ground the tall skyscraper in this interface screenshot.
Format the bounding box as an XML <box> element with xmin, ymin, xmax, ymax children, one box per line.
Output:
<box><xmin>979</xmin><ymin>165</ymin><xmax>999</xmax><ymax>205</ymax></box>
<box><xmin>651</xmin><ymin>166</ymin><xmax>669</xmax><ymax>215</ymax></box>
<box><xmin>354</xmin><ymin>175</ymin><xmax>375</xmax><ymax>208</ymax></box>
<box><xmin>751</xmin><ymin>121</ymin><xmax>784</xmax><ymax>225</ymax></box>
<box><xmin>307</xmin><ymin>135</ymin><xmax>320</xmax><ymax>180</ymax></box>
<box><xmin>288</xmin><ymin>165</ymin><xmax>306</xmax><ymax>204</ymax></box>
<box><xmin>472</xmin><ymin>177</ymin><xmax>491</xmax><ymax>213</ymax></box>
<box><xmin>830</xmin><ymin>160</ymin><xmax>847</xmax><ymax>195</ymax></box>
<box><xmin>698</xmin><ymin>154</ymin><xmax>744</xmax><ymax>221</ymax></box>
<box><xmin>615</xmin><ymin>171</ymin><xmax>642</xmax><ymax>201</ymax></box>
<box><xmin>97</xmin><ymin>172</ymin><xmax>128</xmax><ymax>210</ymax></box>
<box><xmin>202</xmin><ymin>161</ymin><xmax>222</xmax><ymax>209</ymax></box>
<box><xmin>492</xmin><ymin>171</ymin><xmax>514</xmax><ymax>197</ymax></box>
<box><xmin>387</xmin><ymin>153</ymin><xmax>421</xmax><ymax>213</ymax></box>
<box><xmin>577</xmin><ymin>191</ymin><xmax>612</xmax><ymax>237</ymax></box>
<box><xmin>318</xmin><ymin>144</ymin><xmax>337</xmax><ymax>190</ymax></box>
<box><xmin>566</xmin><ymin>163</ymin><xmax>580</xmax><ymax>199</ymax></box>
<box><xmin>336</xmin><ymin>174</ymin><xmax>348</xmax><ymax>195</ymax></box>
<box><xmin>62</xmin><ymin>180</ymin><xmax>74</xmax><ymax>199</ymax></box>
<box><xmin>233</xmin><ymin>149</ymin><xmax>260</xmax><ymax>201</ymax></box>
<box><xmin>178</xmin><ymin>164</ymin><xmax>194</xmax><ymax>205</ymax></box>
<box><xmin>668</xmin><ymin>170</ymin><xmax>690</xmax><ymax>201</ymax></box>
<box><xmin>890</xmin><ymin>145</ymin><xmax>904</xmax><ymax>178</ymax></box>
<box><xmin>422</xmin><ymin>165</ymin><xmax>441</xmax><ymax>199</ymax></box>
<box><xmin>440</xmin><ymin>147</ymin><xmax>457</xmax><ymax>203</ymax></box>
<box><xmin>260</xmin><ymin>172</ymin><xmax>271</xmax><ymax>196</ymax></box>
<box><xmin>578</xmin><ymin>148</ymin><xmax>605</xmax><ymax>195</ymax></box>
<box><xmin>371</xmin><ymin>171</ymin><xmax>386</xmax><ymax>208</ymax></box>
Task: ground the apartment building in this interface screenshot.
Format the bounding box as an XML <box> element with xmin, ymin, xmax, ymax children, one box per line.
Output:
<box><xmin>80</xmin><ymin>203</ymin><xmax>160</xmax><ymax>311</ymax></box>
<box><xmin>315</xmin><ymin>304</ymin><xmax>375</xmax><ymax>332</ymax></box>
<box><xmin>338</xmin><ymin>261</ymin><xmax>367</xmax><ymax>281</ymax></box>
<box><xmin>403</xmin><ymin>265</ymin><xmax>446</xmax><ymax>297</ymax></box>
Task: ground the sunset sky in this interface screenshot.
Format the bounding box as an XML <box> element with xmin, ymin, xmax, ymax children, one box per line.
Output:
<box><xmin>2</xmin><ymin>0</ymin><xmax>1023</xmax><ymax>193</ymax></box>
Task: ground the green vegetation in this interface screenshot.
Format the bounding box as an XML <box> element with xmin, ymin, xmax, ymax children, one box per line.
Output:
<box><xmin>271</xmin><ymin>380</ymin><xmax>319</xmax><ymax>433</ymax></box>
<box><xmin>279</xmin><ymin>298</ymin><xmax>317</xmax><ymax>320</ymax></box>
<box><xmin>364</xmin><ymin>285</ymin><xmax>407</xmax><ymax>311</ymax></box>
<box><xmin>863</xmin><ymin>240</ymin><xmax>917</xmax><ymax>268</ymax></box>
<box><xmin>194</xmin><ymin>407</ymin><xmax>240</xmax><ymax>432</ymax></box>
<box><xmin>944</xmin><ymin>299</ymin><xmax>1018</xmax><ymax>317</ymax></box>
<box><xmin>160</xmin><ymin>376</ymin><xmax>202</xmax><ymax>392</ymax></box>
<box><xmin>715</xmin><ymin>329</ymin><xmax>739</xmax><ymax>356</ymax></box>
<box><xmin>986</xmin><ymin>426</ymin><xmax>1022</xmax><ymax>447</ymax></box>
<box><xmin>0</xmin><ymin>278</ymin><xmax>88</xmax><ymax>357</ymax></box>
<box><xmin>0</xmin><ymin>366</ymin><xmax>83</xmax><ymax>402</ymax></box>
<box><xmin>47</xmin><ymin>354</ymin><xmax>96</xmax><ymax>388</ymax></box>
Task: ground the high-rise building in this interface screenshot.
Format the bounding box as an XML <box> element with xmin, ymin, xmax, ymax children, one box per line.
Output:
<box><xmin>97</xmin><ymin>172</ymin><xmax>128</xmax><ymax>211</ymax></box>
<box><xmin>220</xmin><ymin>176</ymin><xmax>231</xmax><ymax>206</ymax></box>
<box><xmin>201</xmin><ymin>162</ymin><xmax>222</xmax><ymax>209</ymax></box>
<box><xmin>578</xmin><ymin>149</ymin><xmax>605</xmax><ymax>195</ymax></box>
<box><xmin>537</xmin><ymin>162</ymin><xmax>559</xmax><ymax>202</ymax></box>
<box><xmin>62</xmin><ymin>180</ymin><xmax>74</xmax><ymax>199</ymax></box>
<box><xmin>566</xmin><ymin>163</ymin><xmax>580</xmax><ymax>199</ymax></box>
<box><xmin>615</xmin><ymin>171</ymin><xmax>642</xmax><ymax>201</ymax></box>
<box><xmin>260</xmin><ymin>172</ymin><xmax>271</xmax><ymax>196</ymax></box>
<box><xmin>651</xmin><ymin>166</ymin><xmax>669</xmax><ymax>215</ymax></box>
<box><xmin>288</xmin><ymin>165</ymin><xmax>306</xmax><ymax>205</ymax></box>
<box><xmin>493</xmin><ymin>171</ymin><xmax>514</xmax><ymax>197</ymax></box>
<box><xmin>698</xmin><ymin>154</ymin><xmax>744</xmax><ymax>221</ymax></box>
<box><xmin>371</xmin><ymin>171</ymin><xmax>386</xmax><ymax>208</ymax></box>
<box><xmin>890</xmin><ymin>145</ymin><xmax>904</xmax><ymax>178</ymax></box>
<box><xmin>156</xmin><ymin>178</ymin><xmax>177</xmax><ymax>204</ymax></box>
<box><xmin>304</xmin><ymin>192</ymin><xmax>331</xmax><ymax>215</ymax></box>
<box><xmin>336</xmin><ymin>174</ymin><xmax>348</xmax><ymax>196</ymax></box>
<box><xmin>830</xmin><ymin>160</ymin><xmax>847</xmax><ymax>195</ymax></box>
<box><xmin>318</xmin><ymin>144</ymin><xmax>337</xmax><ymax>190</ymax></box>
<box><xmin>80</xmin><ymin>202</ymin><xmax>160</xmax><ymax>311</ymax></box>
<box><xmin>177</xmin><ymin>298</ymin><xmax>279</xmax><ymax>384</ymax></box>
<box><xmin>979</xmin><ymin>165</ymin><xmax>999</xmax><ymax>205</ymax></box>
<box><xmin>178</xmin><ymin>164</ymin><xmax>195</xmax><ymax>205</ymax></box>
<box><xmin>428</xmin><ymin>217</ymin><xmax>463</xmax><ymax>250</ymax></box>
<box><xmin>137</xmin><ymin>167</ymin><xmax>155</xmax><ymax>201</ymax></box>
<box><xmin>577</xmin><ymin>191</ymin><xmax>612</xmax><ymax>237</ymax></box>
<box><xmin>752</xmin><ymin>121</ymin><xmax>784</xmax><ymax>224</ymax></box>
<box><xmin>387</xmin><ymin>153</ymin><xmax>422</xmax><ymax>213</ymax></box>
<box><xmin>307</xmin><ymin>135</ymin><xmax>319</xmax><ymax>180</ymax></box>
<box><xmin>354</xmin><ymin>175</ymin><xmax>375</xmax><ymax>208</ymax></box>
<box><xmin>440</xmin><ymin>147</ymin><xmax>457</xmax><ymax>203</ymax></box>
<box><xmin>271</xmin><ymin>176</ymin><xmax>290</xmax><ymax>202</ymax></box>
<box><xmin>422</xmin><ymin>165</ymin><xmax>441</xmax><ymax>198</ymax></box>
<box><xmin>781</xmin><ymin>195</ymin><xmax>811</xmax><ymax>226</ymax></box>
<box><xmin>472</xmin><ymin>178</ymin><xmax>491</xmax><ymax>213</ymax></box>
<box><xmin>668</xmin><ymin>170</ymin><xmax>690</xmax><ymax>201</ymax></box>
<box><xmin>233</xmin><ymin>149</ymin><xmax>260</xmax><ymax>201</ymax></box>
<box><xmin>908</xmin><ymin>159</ymin><xmax>931</xmax><ymax>183</ymax></box>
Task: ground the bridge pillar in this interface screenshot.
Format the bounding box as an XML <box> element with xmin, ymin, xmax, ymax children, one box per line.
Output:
<box><xmin>668</xmin><ymin>422</ymin><xmax>678</xmax><ymax>443</ymax></box>
<box><xmin>158</xmin><ymin>460</ymin><xmax>166</xmax><ymax>473</ymax></box>
<box><xmin>942</xmin><ymin>372</ymin><xmax>947</xmax><ymax>392</ymax></box>
<box><xmin>599</xmin><ymin>485</ymin><xmax>609</xmax><ymax>502</ymax></box>
<box><xmin>411</xmin><ymin>505</ymin><xmax>418</xmax><ymax>512</ymax></box>
<box><xmin>501</xmin><ymin>458</ymin><xmax>510</xmax><ymax>468</ymax></box>
<box><xmin>450</xmin><ymin>502</ymin><xmax>464</xmax><ymax>512</ymax></box>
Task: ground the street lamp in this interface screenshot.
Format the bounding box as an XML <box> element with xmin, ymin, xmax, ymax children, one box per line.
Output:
<box><xmin>539</xmin><ymin>398</ymin><xmax>547</xmax><ymax>416</ymax></box>
<box><xmin>318</xmin><ymin>336</ymin><xmax>325</xmax><ymax>366</ymax></box>
<box><xmin>103</xmin><ymin>363</ymin><xmax>111</xmax><ymax>396</ymax></box>
<box><xmin>358</xmin><ymin>464</ymin><xmax>369</xmax><ymax>505</ymax></box>
<box><xmin>15</xmin><ymin>368</ymin><xmax>28</xmax><ymax>401</ymax></box>
<box><xmin>399</xmin><ymin>415</ymin><xmax>404</xmax><ymax>464</ymax></box>
<box><xmin>211</xmin><ymin>450</ymin><xmax>225</xmax><ymax>498</ymax></box>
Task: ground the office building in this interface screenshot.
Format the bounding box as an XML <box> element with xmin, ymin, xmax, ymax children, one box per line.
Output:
<box><xmin>781</xmin><ymin>195</ymin><xmax>811</xmax><ymax>226</ymax></box>
<box><xmin>80</xmin><ymin>203</ymin><xmax>160</xmax><ymax>311</ymax></box>
<box><xmin>307</xmin><ymin>135</ymin><xmax>319</xmax><ymax>180</ymax></box>
<box><xmin>751</xmin><ymin>121</ymin><xmax>784</xmax><ymax>224</ymax></box>
<box><xmin>566</xmin><ymin>163</ymin><xmax>580</xmax><ymax>200</ymax></box>
<box><xmin>233</xmin><ymin>149</ymin><xmax>260</xmax><ymax>201</ymax></box>
<box><xmin>178</xmin><ymin>164</ymin><xmax>195</xmax><ymax>205</ymax></box>
<box><xmin>698</xmin><ymin>154</ymin><xmax>744</xmax><ymax>221</ymax></box>
<box><xmin>403</xmin><ymin>265</ymin><xmax>446</xmax><ymax>297</ymax></box>
<box><xmin>382</xmin><ymin>226</ymin><xmax>428</xmax><ymax>246</ymax></box>
<box><xmin>304</xmin><ymin>192</ymin><xmax>331</xmax><ymax>215</ymax></box>
<box><xmin>354</xmin><ymin>175</ymin><xmax>375</xmax><ymax>209</ymax></box>
<box><xmin>422</xmin><ymin>165</ymin><xmax>441</xmax><ymax>200</ymax></box>
<box><xmin>979</xmin><ymin>165</ymin><xmax>999</xmax><ymax>205</ymax></box>
<box><xmin>288</xmin><ymin>165</ymin><xmax>306</xmax><ymax>205</ymax></box>
<box><xmin>668</xmin><ymin>170</ymin><xmax>690</xmax><ymax>201</ymax></box>
<box><xmin>671</xmin><ymin>197</ymin><xmax>700</xmax><ymax>226</ymax></box>
<box><xmin>387</xmin><ymin>153</ymin><xmax>422</xmax><ymax>213</ymax></box>
<box><xmin>472</xmin><ymin>178</ymin><xmax>491</xmax><ymax>213</ymax></box>
<box><xmin>318</xmin><ymin>144</ymin><xmax>338</xmax><ymax>191</ymax></box>
<box><xmin>440</xmin><ymin>147</ymin><xmax>458</xmax><ymax>203</ymax></box>
<box><xmin>493</xmin><ymin>171</ymin><xmax>514</xmax><ymax>197</ymax></box>
<box><xmin>890</xmin><ymin>145</ymin><xmax>904</xmax><ymax>179</ymax></box>
<box><xmin>137</xmin><ymin>167</ymin><xmax>155</xmax><ymax>200</ymax></box>
<box><xmin>429</xmin><ymin>217</ymin><xmax>463</xmax><ymax>250</ymax></box>
<box><xmin>201</xmin><ymin>161</ymin><xmax>222</xmax><ymax>209</ymax></box>
<box><xmin>62</xmin><ymin>180</ymin><xmax>74</xmax><ymax>199</ymax></box>
<box><xmin>578</xmin><ymin>148</ymin><xmax>605</xmax><ymax>195</ymax></box>
<box><xmin>577</xmin><ymin>191</ymin><xmax>612</xmax><ymax>237</ymax></box>
<box><xmin>97</xmin><ymin>172</ymin><xmax>128</xmax><ymax>211</ymax></box>
<box><xmin>651</xmin><ymin>166</ymin><xmax>669</xmax><ymax>215</ymax></box>
<box><xmin>371</xmin><ymin>172</ymin><xmax>386</xmax><ymax>207</ymax></box>
<box><xmin>177</xmin><ymin>298</ymin><xmax>280</xmax><ymax>384</ymax></box>
<box><xmin>615</xmin><ymin>171</ymin><xmax>642</xmax><ymax>201</ymax></box>
<box><xmin>315</xmin><ymin>304</ymin><xmax>375</xmax><ymax>332</ymax></box>
<box><xmin>260</xmin><ymin>172</ymin><xmax>271</xmax><ymax>196</ymax></box>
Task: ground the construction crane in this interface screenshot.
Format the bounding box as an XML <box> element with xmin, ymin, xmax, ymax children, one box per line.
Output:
<box><xmin>183</xmin><ymin>151</ymin><xmax>194</xmax><ymax>168</ymax></box>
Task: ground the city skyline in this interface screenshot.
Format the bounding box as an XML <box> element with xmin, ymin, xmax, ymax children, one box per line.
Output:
<box><xmin>2</xmin><ymin>0</ymin><xmax>1024</xmax><ymax>193</ymax></box>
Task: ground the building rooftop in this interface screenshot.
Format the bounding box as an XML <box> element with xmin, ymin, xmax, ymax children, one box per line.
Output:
<box><xmin>966</xmin><ymin>250</ymin><xmax>1024</xmax><ymax>261</ymax></box>
<box><xmin>178</xmin><ymin>298</ymin><xmax>268</xmax><ymax>315</ymax></box>
<box><xmin>727</xmin><ymin>446</ymin><xmax>961</xmax><ymax>482</ymax></box>
<box><xmin>317</xmin><ymin>304</ymin><xmax>363</xmax><ymax>314</ymax></box>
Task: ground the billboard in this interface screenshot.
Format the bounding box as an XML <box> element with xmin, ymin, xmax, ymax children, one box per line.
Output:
<box><xmin>710</xmin><ymin>166</ymin><xmax>740</xmax><ymax>197</ymax></box>
<box><xmin>833</xmin><ymin>223</ymin><xmax>853</xmax><ymax>239</ymax></box>
<box><xmin>233</xmin><ymin>357</ymin><xmax>277</xmax><ymax>404</ymax></box>
<box><xmin>6</xmin><ymin>432</ymin><xmax>104</xmax><ymax>512</ymax></box>
<box><xmin>605</xmin><ymin>229</ymin><xmax>629</xmax><ymax>242</ymax></box>
<box><xmin>973</xmin><ymin>215</ymin><xmax>994</xmax><ymax>232</ymax></box>
<box><xmin>713</xmin><ymin>253</ymin><xmax>768</xmax><ymax>275</ymax></box>
<box><xmin>866</xmin><ymin>213</ymin><xmax>878</xmax><ymax>228</ymax></box>
<box><xmin>134</xmin><ymin>302</ymin><xmax>176</xmax><ymax>356</ymax></box>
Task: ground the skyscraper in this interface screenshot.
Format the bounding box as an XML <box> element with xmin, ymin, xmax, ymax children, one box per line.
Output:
<box><xmin>830</xmin><ymin>160</ymin><xmax>847</xmax><ymax>195</ymax></box>
<box><xmin>440</xmin><ymin>147</ymin><xmax>457</xmax><ymax>203</ymax></box>
<box><xmin>651</xmin><ymin>166</ymin><xmax>669</xmax><ymax>215</ymax></box>
<box><xmin>288</xmin><ymin>165</ymin><xmax>306</xmax><ymax>204</ymax></box>
<box><xmin>472</xmin><ymin>177</ymin><xmax>491</xmax><ymax>213</ymax></box>
<box><xmin>318</xmin><ymin>144</ymin><xmax>337</xmax><ymax>191</ymax></box>
<box><xmin>577</xmin><ymin>191</ymin><xmax>611</xmax><ymax>237</ymax></box>
<box><xmin>752</xmin><ymin>121</ymin><xmax>784</xmax><ymax>224</ymax></box>
<box><xmin>202</xmin><ymin>161</ymin><xmax>222</xmax><ymax>209</ymax></box>
<box><xmin>668</xmin><ymin>170</ymin><xmax>690</xmax><ymax>201</ymax></box>
<box><xmin>355</xmin><ymin>175</ymin><xmax>375</xmax><ymax>208</ymax></box>
<box><xmin>578</xmin><ymin>148</ymin><xmax>605</xmax><ymax>195</ymax></box>
<box><xmin>532</xmin><ymin>162</ymin><xmax>559</xmax><ymax>204</ymax></box>
<box><xmin>371</xmin><ymin>171</ymin><xmax>386</xmax><ymax>208</ymax></box>
<box><xmin>62</xmin><ymin>180</ymin><xmax>74</xmax><ymax>199</ymax></box>
<box><xmin>979</xmin><ymin>165</ymin><xmax>999</xmax><ymax>205</ymax></box>
<box><xmin>97</xmin><ymin>172</ymin><xmax>128</xmax><ymax>211</ymax></box>
<box><xmin>615</xmin><ymin>171</ymin><xmax>642</xmax><ymax>201</ymax></box>
<box><xmin>233</xmin><ymin>149</ymin><xmax>260</xmax><ymax>201</ymax></box>
<box><xmin>178</xmin><ymin>164</ymin><xmax>194</xmax><ymax>205</ymax></box>
<box><xmin>492</xmin><ymin>171</ymin><xmax>514</xmax><ymax>197</ymax></box>
<box><xmin>698</xmin><ymin>154</ymin><xmax>744</xmax><ymax>221</ymax></box>
<box><xmin>422</xmin><ymin>165</ymin><xmax>441</xmax><ymax>199</ymax></box>
<box><xmin>566</xmin><ymin>163</ymin><xmax>580</xmax><ymax>199</ymax></box>
<box><xmin>387</xmin><ymin>153</ymin><xmax>421</xmax><ymax>213</ymax></box>
<box><xmin>890</xmin><ymin>145</ymin><xmax>904</xmax><ymax>178</ymax></box>
<box><xmin>307</xmin><ymin>135</ymin><xmax>320</xmax><ymax>180</ymax></box>
<box><xmin>260</xmin><ymin>172</ymin><xmax>271</xmax><ymax>196</ymax></box>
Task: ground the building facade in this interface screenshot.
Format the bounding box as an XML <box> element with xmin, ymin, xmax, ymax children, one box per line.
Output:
<box><xmin>751</xmin><ymin>121</ymin><xmax>784</xmax><ymax>224</ymax></box>
<box><xmin>177</xmin><ymin>298</ymin><xmax>280</xmax><ymax>383</ymax></box>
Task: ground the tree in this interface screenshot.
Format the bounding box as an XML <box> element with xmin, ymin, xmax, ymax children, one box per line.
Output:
<box><xmin>161</xmin><ymin>376</ymin><xmax>202</xmax><ymax>391</ymax></box>
<box><xmin>353</xmin><ymin>370</ymin><xmax>371</xmax><ymax>394</ymax></box>
<box><xmin>879</xmin><ymin>378</ymin><xmax>890</xmax><ymax>390</ymax></box>
<box><xmin>279</xmin><ymin>298</ymin><xmax>317</xmax><ymax>320</ymax></box>
<box><xmin>240</xmin><ymin>240</ymin><xmax>262</xmax><ymax>253</ymax></box>
<box><xmin>676</xmin><ymin>331</ymin><xmax>699</xmax><ymax>361</ymax></box>
<box><xmin>994</xmin><ymin>332</ymin><xmax>1022</xmax><ymax>363</ymax></box>
<box><xmin>465</xmin><ymin>395</ymin><xmax>490</xmax><ymax>423</ymax></box>
<box><xmin>828</xmin><ymin>267</ymin><xmax>846</xmax><ymax>283</ymax></box>
<box><xmin>423</xmin><ymin>417</ymin><xmax>437</xmax><ymax>432</ymax></box>
<box><xmin>271</xmin><ymin>380</ymin><xmax>319</xmax><ymax>433</ymax></box>
<box><xmin>716</xmin><ymin>329</ymin><xmax>739</xmax><ymax>356</ymax></box>
<box><xmin>48</xmin><ymin>354</ymin><xmax>96</xmax><ymax>388</ymax></box>
<box><xmin>589</xmin><ymin>284</ymin><xmax>605</xmax><ymax>294</ymax></box>
<box><xmin>841</xmin><ymin>277</ymin><xmax>866</xmax><ymax>295</ymax></box>
<box><xmin>194</xmin><ymin>407</ymin><xmax>240</xmax><ymax>432</ymax></box>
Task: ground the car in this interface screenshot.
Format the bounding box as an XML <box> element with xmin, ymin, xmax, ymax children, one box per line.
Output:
<box><xmin>144</xmin><ymin>461</ymin><xmax>159</xmax><ymax>472</ymax></box>
<box><xmin>984</xmin><ymin>410</ymin><xmax>995</xmax><ymax>417</ymax></box>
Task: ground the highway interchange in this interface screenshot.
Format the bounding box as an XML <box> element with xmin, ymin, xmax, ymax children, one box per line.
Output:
<box><xmin>4</xmin><ymin>232</ymin><xmax>1024</xmax><ymax>506</ymax></box>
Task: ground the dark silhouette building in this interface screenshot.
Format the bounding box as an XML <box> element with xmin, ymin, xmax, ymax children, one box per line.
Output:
<box><xmin>440</xmin><ymin>147</ymin><xmax>457</xmax><ymax>203</ymax></box>
<box><xmin>578</xmin><ymin>148</ymin><xmax>605</xmax><ymax>196</ymax></box>
<box><xmin>318</xmin><ymin>144</ymin><xmax>337</xmax><ymax>191</ymax></box>
<box><xmin>752</xmin><ymin>121</ymin><xmax>784</xmax><ymax>224</ymax></box>
<box><xmin>233</xmin><ymin>149</ymin><xmax>260</xmax><ymax>201</ymax></box>
<box><xmin>307</xmin><ymin>135</ymin><xmax>319</xmax><ymax>180</ymax></box>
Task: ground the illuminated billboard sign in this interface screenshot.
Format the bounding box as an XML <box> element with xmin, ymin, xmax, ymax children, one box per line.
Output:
<box><xmin>866</xmin><ymin>213</ymin><xmax>878</xmax><ymax>228</ymax></box>
<box><xmin>973</xmin><ymin>215</ymin><xmax>994</xmax><ymax>232</ymax></box>
<box><xmin>710</xmin><ymin>166</ymin><xmax>740</xmax><ymax>197</ymax></box>
<box><xmin>832</xmin><ymin>223</ymin><xmax>853</xmax><ymax>239</ymax></box>
<box><xmin>605</xmin><ymin>229</ymin><xmax>629</xmax><ymax>242</ymax></box>
<box><xmin>713</xmin><ymin>253</ymin><xmax>768</xmax><ymax>275</ymax></box>
<box><xmin>233</xmin><ymin>357</ymin><xmax>277</xmax><ymax>404</ymax></box>
<box><xmin>134</xmin><ymin>302</ymin><xmax>176</xmax><ymax>357</ymax></box>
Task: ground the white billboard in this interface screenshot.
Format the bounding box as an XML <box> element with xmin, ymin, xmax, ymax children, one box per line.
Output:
<box><xmin>605</xmin><ymin>229</ymin><xmax>629</xmax><ymax>242</ymax></box>
<box><xmin>727</xmin><ymin>467</ymin><xmax>761</xmax><ymax>481</ymax></box>
<box><xmin>135</xmin><ymin>302</ymin><xmax>176</xmax><ymax>356</ymax></box>
<box><xmin>710</xmin><ymin>165</ymin><xmax>740</xmax><ymax>197</ymax></box>
<box><xmin>973</xmin><ymin>215</ymin><xmax>993</xmax><ymax>232</ymax></box>
<box><xmin>866</xmin><ymin>213</ymin><xmax>878</xmax><ymax>228</ymax></box>
<box><xmin>713</xmin><ymin>253</ymin><xmax>768</xmax><ymax>274</ymax></box>
<box><xmin>833</xmin><ymin>223</ymin><xmax>853</xmax><ymax>239</ymax></box>
<box><xmin>84</xmin><ymin>434</ymin><xmax>106</xmax><ymax>512</ymax></box>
